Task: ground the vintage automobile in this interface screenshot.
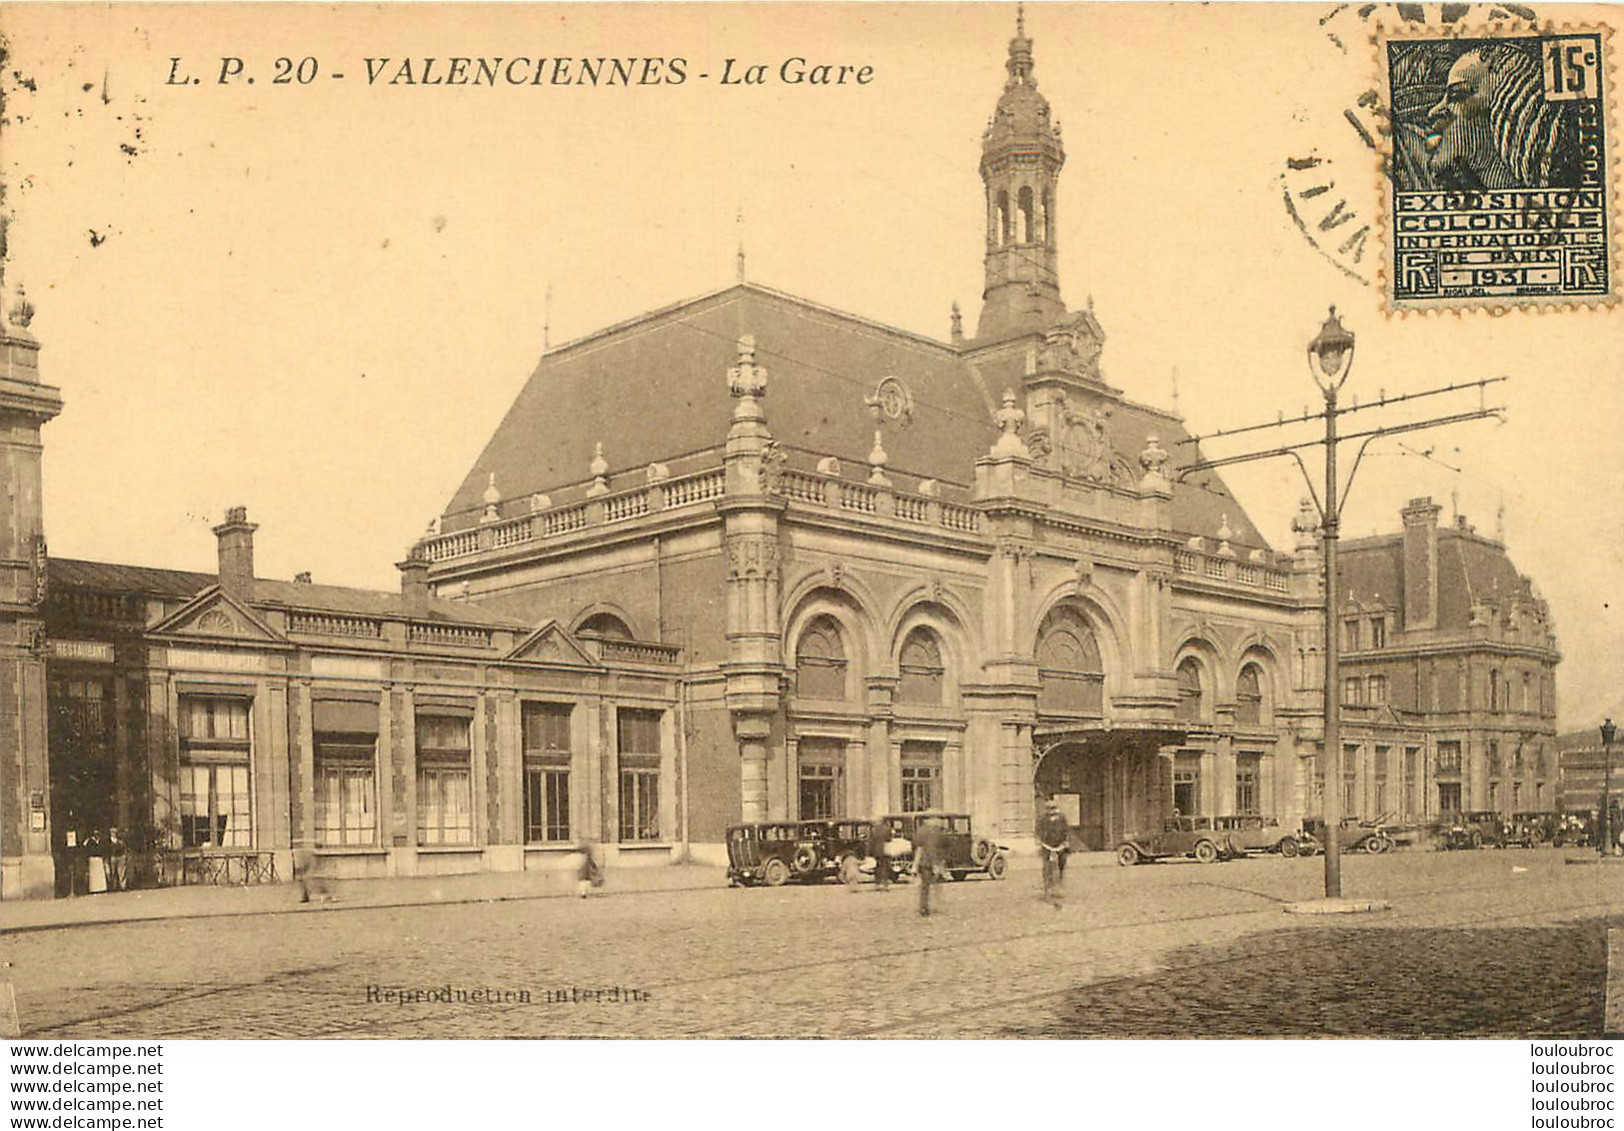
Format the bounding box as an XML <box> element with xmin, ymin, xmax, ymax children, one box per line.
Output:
<box><xmin>1550</xmin><ymin>811</ymin><xmax>1597</xmax><ymax>848</ymax></box>
<box><xmin>1436</xmin><ymin>810</ymin><xmax>1509</xmax><ymax>849</ymax></box>
<box><xmin>861</xmin><ymin>812</ymin><xmax>1008</xmax><ymax>881</ymax></box>
<box><xmin>1503</xmin><ymin>812</ymin><xmax>1559</xmax><ymax>847</ymax></box>
<box><xmin>1116</xmin><ymin>815</ymin><xmax>1238</xmax><ymax>865</ymax></box>
<box><xmin>1299</xmin><ymin>816</ymin><xmax>1396</xmax><ymax>855</ymax></box>
<box><xmin>1213</xmin><ymin>815</ymin><xmax>1307</xmax><ymax>857</ymax></box>
<box><xmin>725</xmin><ymin>820</ymin><xmax>836</xmax><ymax>886</ymax></box>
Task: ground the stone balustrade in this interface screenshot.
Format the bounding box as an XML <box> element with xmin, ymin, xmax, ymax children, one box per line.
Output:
<box><xmin>1173</xmin><ymin>547</ymin><xmax>1290</xmax><ymax>593</ymax></box>
<box><xmin>594</xmin><ymin>637</ymin><xmax>682</xmax><ymax>665</ymax></box>
<box><xmin>288</xmin><ymin>611</ymin><xmax>384</xmax><ymax>639</ymax></box>
<box><xmin>423</xmin><ymin>450</ymin><xmax>983</xmax><ymax>565</ymax></box>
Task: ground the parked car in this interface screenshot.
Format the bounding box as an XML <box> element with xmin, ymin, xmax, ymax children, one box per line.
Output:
<box><xmin>1550</xmin><ymin>811</ymin><xmax>1597</xmax><ymax>848</ymax></box>
<box><xmin>1213</xmin><ymin>815</ymin><xmax>1304</xmax><ymax>856</ymax></box>
<box><xmin>726</xmin><ymin>821</ymin><xmax>835</xmax><ymax>886</ymax></box>
<box><xmin>1300</xmin><ymin>816</ymin><xmax>1395</xmax><ymax>855</ymax></box>
<box><xmin>875</xmin><ymin>812</ymin><xmax>1009</xmax><ymax>881</ymax></box>
<box><xmin>1504</xmin><ymin>812</ymin><xmax>1559</xmax><ymax>847</ymax></box>
<box><xmin>1116</xmin><ymin>815</ymin><xmax>1237</xmax><ymax>865</ymax></box>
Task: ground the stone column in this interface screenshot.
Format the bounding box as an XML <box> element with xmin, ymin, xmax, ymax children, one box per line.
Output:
<box><xmin>734</xmin><ymin>713</ymin><xmax>772</xmax><ymax>824</ymax></box>
<box><xmin>1214</xmin><ymin>735</ymin><xmax>1235</xmax><ymax>817</ymax></box>
<box><xmin>292</xmin><ymin>679</ymin><xmax>315</xmax><ymax>849</ymax></box>
<box><xmin>845</xmin><ymin>737</ymin><xmax>869</xmax><ymax>817</ymax></box>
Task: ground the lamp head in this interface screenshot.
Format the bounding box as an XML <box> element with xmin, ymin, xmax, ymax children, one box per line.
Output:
<box><xmin>1308</xmin><ymin>305</ymin><xmax>1356</xmax><ymax>387</ymax></box>
<box><xmin>1602</xmin><ymin>718</ymin><xmax>1616</xmax><ymax>746</ymax></box>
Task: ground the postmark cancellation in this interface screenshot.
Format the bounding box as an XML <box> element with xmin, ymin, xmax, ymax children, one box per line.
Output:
<box><xmin>1380</xmin><ymin>23</ymin><xmax>1615</xmax><ymax>311</ymax></box>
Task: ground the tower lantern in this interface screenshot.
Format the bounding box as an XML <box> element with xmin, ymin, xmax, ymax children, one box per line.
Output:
<box><xmin>976</xmin><ymin>5</ymin><xmax>1067</xmax><ymax>342</ymax></box>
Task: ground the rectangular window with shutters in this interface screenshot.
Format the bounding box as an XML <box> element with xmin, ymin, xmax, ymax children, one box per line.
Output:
<box><xmin>179</xmin><ymin>696</ymin><xmax>253</xmax><ymax>849</ymax></box>
<box><xmin>523</xmin><ymin>703</ymin><xmax>573</xmax><ymax>844</ymax></box>
<box><xmin>416</xmin><ymin>713</ymin><xmax>473</xmax><ymax>846</ymax></box>
<box><xmin>1436</xmin><ymin>740</ymin><xmax>1463</xmax><ymax>775</ymax></box>
<box><xmin>316</xmin><ymin>738</ymin><xmax>377</xmax><ymax>847</ymax></box>
<box><xmin>1404</xmin><ymin>747</ymin><xmax>1420</xmax><ymax>817</ymax></box>
<box><xmin>900</xmin><ymin>741</ymin><xmax>943</xmax><ymax>813</ymax></box>
<box><xmin>1374</xmin><ymin>746</ymin><xmax>1390</xmax><ymax>814</ymax></box>
<box><xmin>1234</xmin><ymin>754</ymin><xmax>1261</xmax><ymax>816</ymax></box>
<box><xmin>617</xmin><ymin>708</ymin><xmax>662</xmax><ymax>841</ymax></box>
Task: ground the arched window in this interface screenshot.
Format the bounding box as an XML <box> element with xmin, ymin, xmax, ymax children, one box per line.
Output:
<box><xmin>897</xmin><ymin>629</ymin><xmax>945</xmax><ymax>706</ymax></box>
<box><xmin>1036</xmin><ymin>608</ymin><xmax>1104</xmax><ymax>717</ymax></box>
<box><xmin>577</xmin><ymin>612</ymin><xmax>633</xmax><ymax>640</ymax></box>
<box><xmin>995</xmin><ymin>191</ymin><xmax>1010</xmax><ymax>247</ymax></box>
<box><xmin>1236</xmin><ymin>663</ymin><xmax>1265</xmax><ymax>727</ymax></box>
<box><xmin>1175</xmin><ymin>657</ymin><xmax>1203</xmax><ymax>723</ymax></box>
<box><xmin>796</xmin><ymin>617</ymin><xmax>849</xmax><ymax>701</ymax></box>
<box><xmin>1017</xmin><ymin>186</ymin><xmax>1034</xmax><ymax>243</ymax></box>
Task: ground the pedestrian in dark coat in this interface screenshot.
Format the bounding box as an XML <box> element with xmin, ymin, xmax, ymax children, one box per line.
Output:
<box><xmin>1038</xmin><ymin>799</ymin><xmax>1072</xmax><ymax>907</ymax></box>
<box><xmin>867</xmin><ymin>819</ymin><xmax>893</xmax><ymax>891</ymax></box>
<box><xmin>914</xmin><ymin>822</ymin><xmax>945</xmax><ymax>917</ymax></box>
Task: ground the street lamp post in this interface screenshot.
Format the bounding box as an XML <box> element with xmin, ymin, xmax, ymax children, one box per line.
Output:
<box><xmin>1308</xmin><ymin>307</ymin><xmax>1357</xmax><ymax>900</ymax></box>
<box><xmin>1601</xmin><ymin>718</ymin><xmax>1617</xmax><ymax>857</ymax></box>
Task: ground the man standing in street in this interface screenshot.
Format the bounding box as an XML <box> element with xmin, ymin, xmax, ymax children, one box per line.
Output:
<box><xmin>914</xmin><ymin>820</ymin><xmax>944</xmax><ymax>917</ymax></box>
<box><xmin>867</xmin><ymin>818</ymin><xmax>893</xmax><ymax>892</ymax></box>
<box><xmin>1038</xmin><ymin>798</ymin><xmax>1071</xmax><ymax>908</ymax></box>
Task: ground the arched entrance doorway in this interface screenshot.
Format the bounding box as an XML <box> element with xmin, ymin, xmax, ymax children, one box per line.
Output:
<box><xmin>1033</xmin><ymin>730</ymin><xmax>1181</xmax><ymax>852</ymax></box>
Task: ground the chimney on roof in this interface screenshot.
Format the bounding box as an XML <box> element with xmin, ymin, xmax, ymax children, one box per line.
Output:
<box><xmin>293</xmin><ymin>571</ymin><xmax>312</xmax><ymax>584</ymax></box>
<box><xmin>213</xmin><ymin>506</ymin><xmax>257</xmax><ymax>602</ymax></box>
<box><xmin>1401</xmin><ymin>496</ymin><xmax>1440</xmax><ymax>631</ymax></box>
<box><xmin>397</xmin><ymin>543</ymin><xmax>431</xmax><ymax>611</ymax></box>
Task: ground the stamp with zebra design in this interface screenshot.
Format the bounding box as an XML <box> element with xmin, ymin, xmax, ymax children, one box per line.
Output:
<box><xmin>1382</xmin><ymin>27</ymin><xmax>1615</xmax><ymax>310</ymax></box>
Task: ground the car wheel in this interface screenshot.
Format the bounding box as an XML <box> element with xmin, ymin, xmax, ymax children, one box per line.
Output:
<box><xmin>970</xmin><ymin>838</ymin><xmax>994</xmax><ymax>866</ymax></box>
<box><xmin>1470</xmin><ymin>830</ymin><xmax>1483</xmax><ymax>849</ymax></box>
<box><xmin>1366</xmin><ymin>835</ymin><xmax>1392</xmax><ymax>855</ymax></box>
<box><xmin>762</xmin><ymin>857</ymin><xmax>791</xmax><ymax>887</ymax></box>
<box><xmin>1279</xmin><ymin>838</ymin><xmax>1298</xmax><ymax>858</ymax></box>
<box><xmin>838</xmin><ymin>854</ymin><xmax>863</xmax><ymax>886</ymax></box>
<box><xmin>791</xmin><ymin>845</ymin><xmax>819</xmax><ymax>874</ymax></box>
<box><xmin>986</xmin><ymin>853</ymin><xmax>1008</xmax><ymax>880</ymax></box>
<box><xmin>1117</xmin><ymin>844</ymin><xmax>1141</xmax><ymax>867</ymax></box>
<box><xmin>1194</xmin><ymin>840</ymin><xmax>1220</xmax><ymax>865</ymax></box>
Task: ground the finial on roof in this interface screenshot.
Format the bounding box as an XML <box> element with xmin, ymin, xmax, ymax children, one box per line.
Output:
<box><xmin>1216</xmin><ymin>514</ymin><xmax>1236</xmax><ymax>558</ymax></box>
<box><xmin>1016</xmin><ymin>2</ymin><xmax>1025</xmax><ymax>38</ymax></box>
<box><xmin>950</xmin><ymin>301</ymin><xmax>964</xmax><ymax>344</ymax></box>
<box><xmin>8</xmin><ymin>282</ymin><xmax>35</xmax><ymax>332</ymax></box>
<box><xmin>991</xmin><ymin>389</ymin><xmax>1030</xmax><ymax>459</ymax></box>
<box><xmin>481</xmin><ymin>472</ymin><xmax>502</xmax><ymax>523</ymax></box>
<box><xmin>735</xmin><ymin>205</ymin><xmax>746</xmax><ymax>283</ymax></box>
<box><xmin>587</xmin><ymin>442</ymin><xmax>610</xmax><ymax>496</ymax></box>
<box><xmin>1137</xmin><ymin>436</ymin><xmax>1170</xmax><ymax>494</ymax></box>
<box><xmin>868</xmin><ymin>430</ymin><xmax>891</xmax><ymax>487</ymax></box>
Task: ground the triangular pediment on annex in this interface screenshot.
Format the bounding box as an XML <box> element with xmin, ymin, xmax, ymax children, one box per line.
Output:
<box><xmin>505</xmin><ymin>621</ymin><xmax>598</xmax><ymax>666</ymax></box>
<box><xmin>147</xmin><ymin>586</ymin><xmax>290</xmax><ymax>646</ymax></box>
<box><xmin>1371</xmin><ymin>703</ymin><xmax>1406</xmax><ymax>728</ymax></box>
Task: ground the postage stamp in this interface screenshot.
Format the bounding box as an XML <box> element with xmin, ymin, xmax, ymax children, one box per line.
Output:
<box><xmin>1381</xmin><ymin>26</ymin><xmax>1615</xmax><ymax>310</ymax></box>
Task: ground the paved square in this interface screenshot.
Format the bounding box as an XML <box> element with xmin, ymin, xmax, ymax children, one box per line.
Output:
<box><xmin>3</xmin><ymin>850</ymin><xmax>1617</xmax><ymax>1038</ymax></box>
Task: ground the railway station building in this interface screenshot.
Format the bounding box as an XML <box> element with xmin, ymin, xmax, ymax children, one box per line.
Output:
<box><xmin>1</xmin><ymin>14</ymin><xmax>1560</xmax><ymax>898</ymax></box>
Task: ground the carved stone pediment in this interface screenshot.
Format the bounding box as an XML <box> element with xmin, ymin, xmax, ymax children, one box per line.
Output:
<box><xmin>1035</xmin><ymin>310</ymin><xmax>1105</xmax><ymax>381</ymax></box>
<box><xmin>1024</xmin><ymin>392</ymin><xmax>1135</xmax><ymax>487</ymax></box>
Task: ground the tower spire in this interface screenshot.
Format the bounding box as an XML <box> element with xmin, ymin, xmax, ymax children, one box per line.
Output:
<box><xmin>975</xmin><ymin>5</ymin><xmax>1067</xmax><ymax>342</ymax></box>
<box><xmin>735</xmin><ymin>205</ymin><xmax>747</xmax><ymax>283</ymax></box>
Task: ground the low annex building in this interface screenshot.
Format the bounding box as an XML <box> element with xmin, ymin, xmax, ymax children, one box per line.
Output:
<box><xmin>0</xmin><ymin>12</ymin><xmax>1561</xmax><ymax>898</ymax></box>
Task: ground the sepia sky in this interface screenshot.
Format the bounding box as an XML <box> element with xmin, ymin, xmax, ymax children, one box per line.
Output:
<box><xmin>4</xmin><ymin>2</ymin><xmax>1621</xmax><ymax>729</ymax></box>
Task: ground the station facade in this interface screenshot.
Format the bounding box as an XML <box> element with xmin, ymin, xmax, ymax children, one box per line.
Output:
<box><xmin>0</xmin><ymin>14</ymin><xmax>1561</xmax><ymax>897</ymax></box>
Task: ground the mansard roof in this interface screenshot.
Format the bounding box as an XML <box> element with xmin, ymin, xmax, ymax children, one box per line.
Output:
<box><xmin>1338</xmin><ymin>521</ymin><xmax>1543</xmax><ymax>634</ymax></box>
<box><xmin>441</xmin><ymin>282</ymin><xmax>1273</xmax><ymax>553</ymax></box>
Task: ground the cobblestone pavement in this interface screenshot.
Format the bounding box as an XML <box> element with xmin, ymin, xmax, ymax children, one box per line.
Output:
<box><xmin>3</xmin><ymin>849</ymin><xmax>1617</xmax><ymax>1038</ymax></box>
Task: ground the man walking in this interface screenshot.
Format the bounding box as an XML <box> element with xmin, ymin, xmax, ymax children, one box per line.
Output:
<box><xmin>1038</xmin><ymin>798</ymin><xmax>1071</xmax><ymax>908</ymax></box>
